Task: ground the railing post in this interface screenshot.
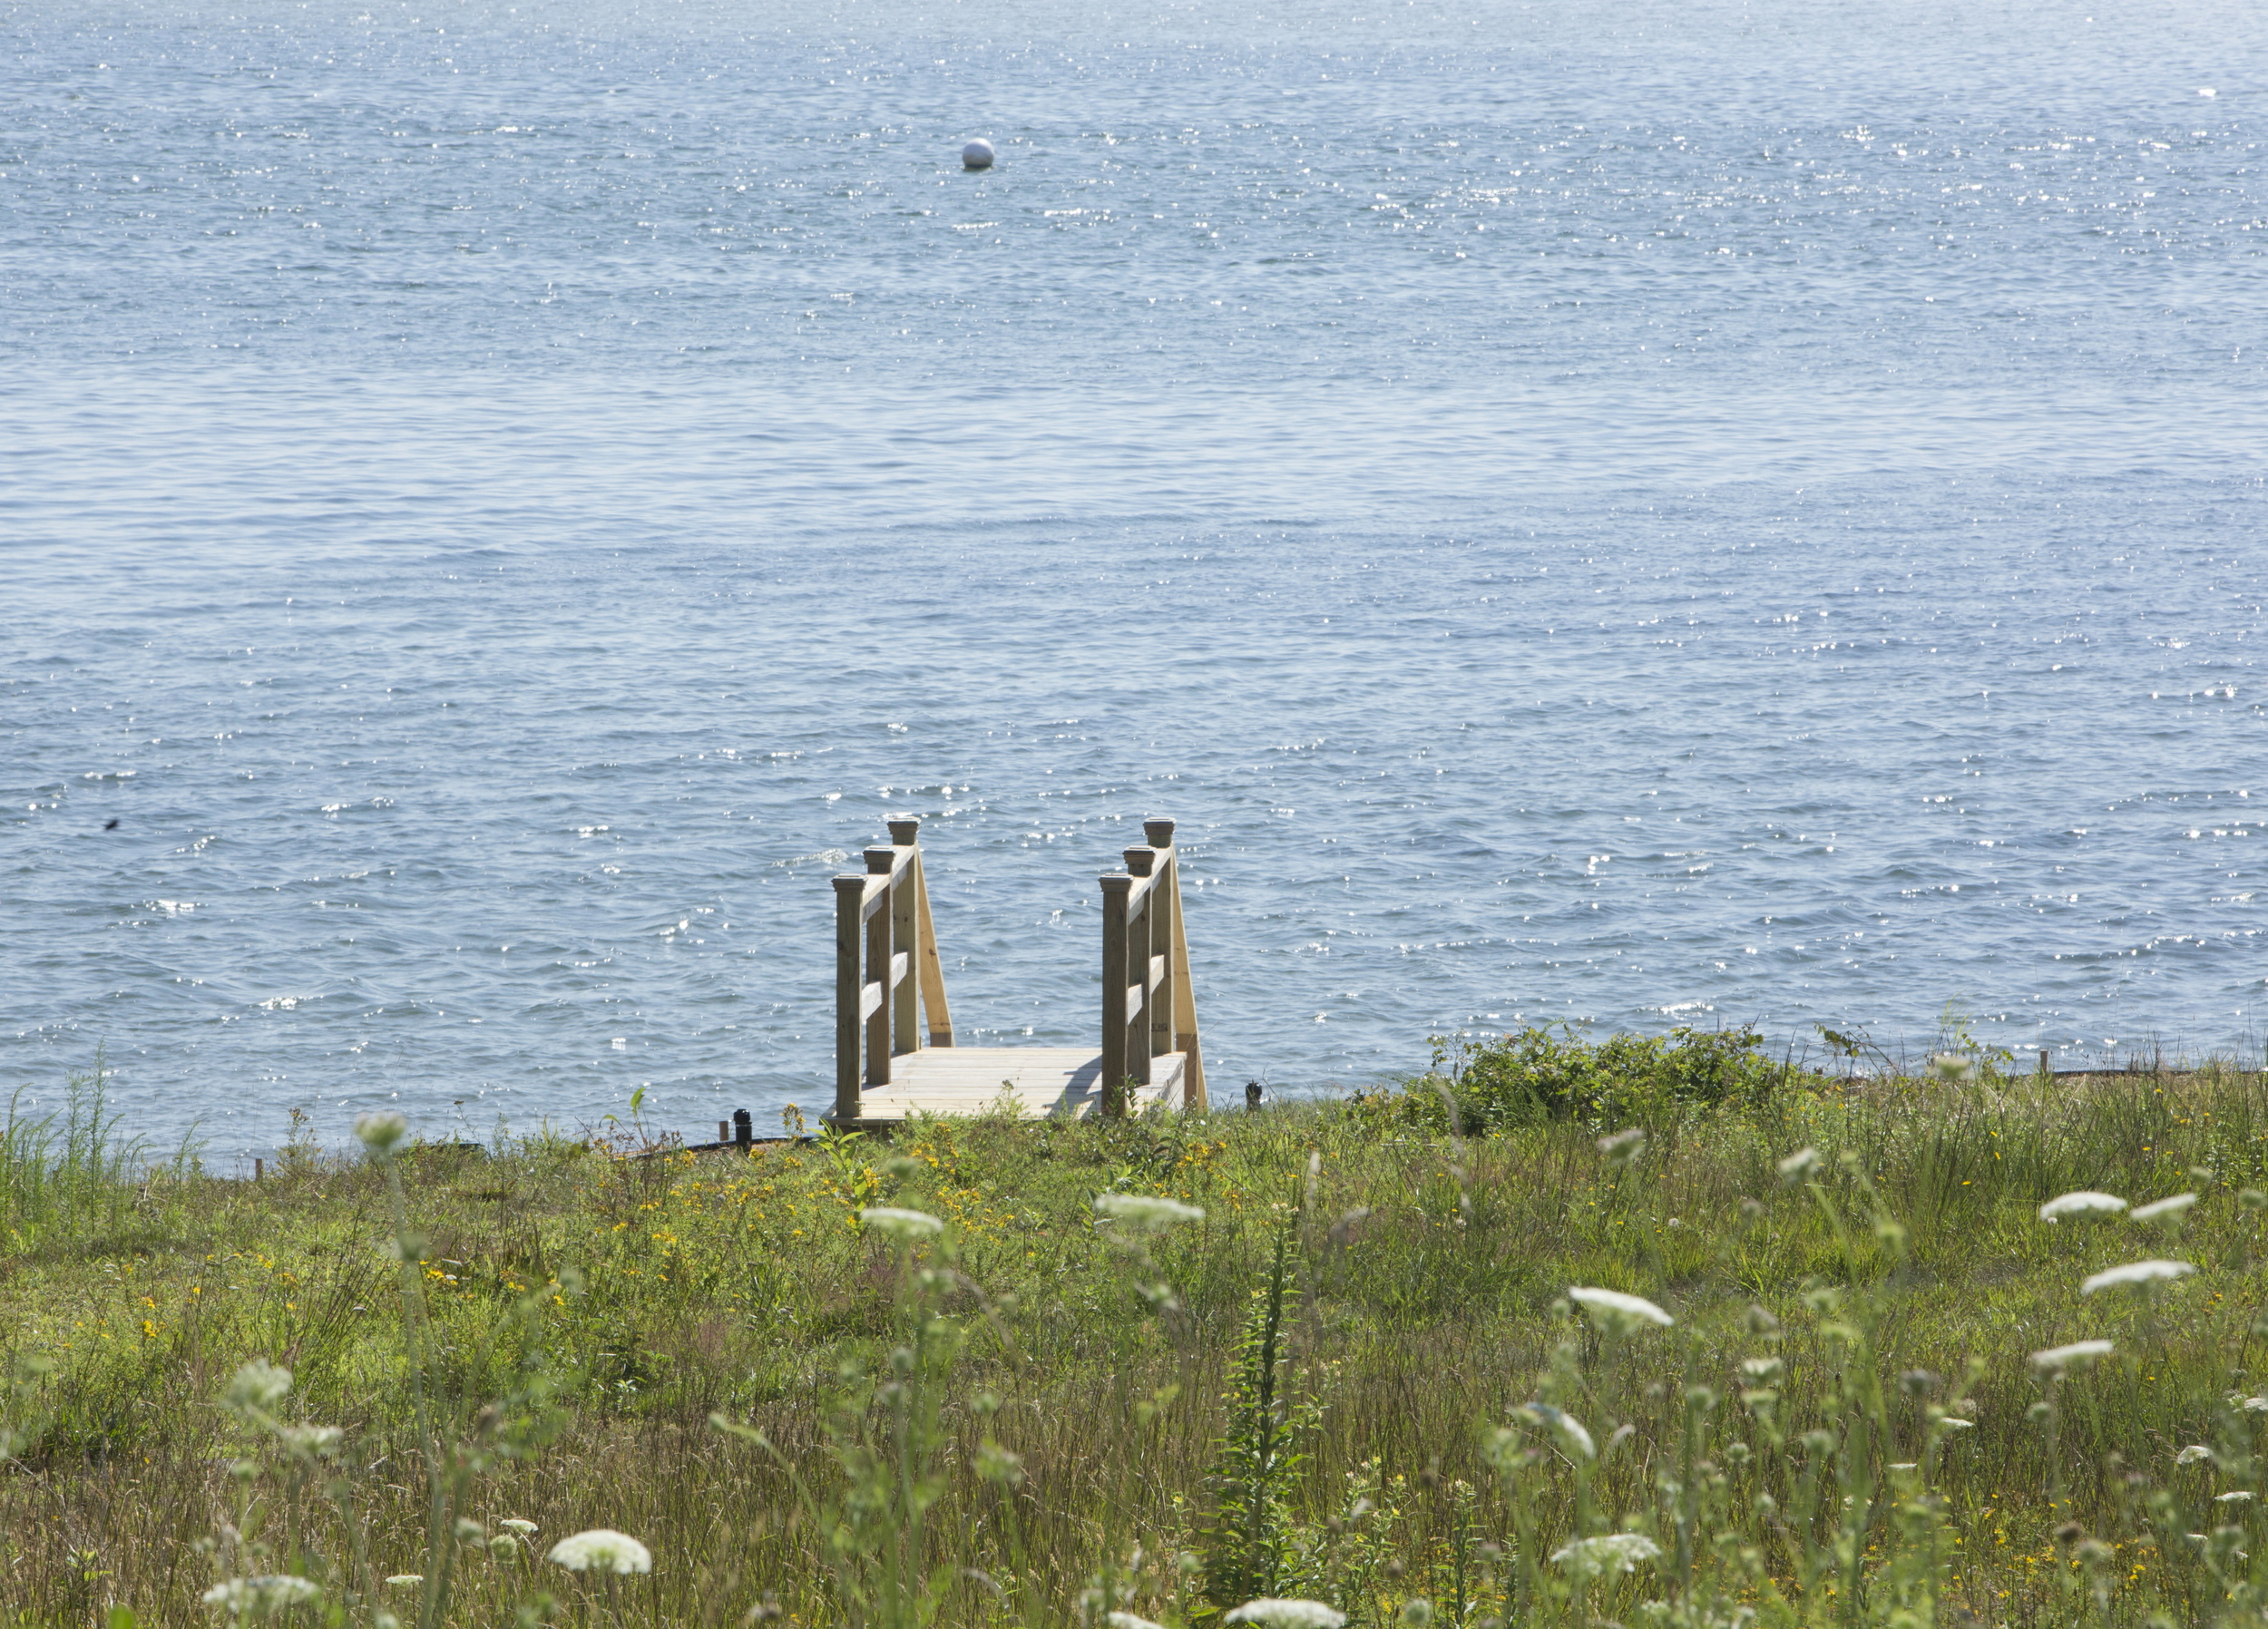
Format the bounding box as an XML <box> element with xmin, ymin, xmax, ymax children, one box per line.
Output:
<box><xmin>884</xmin><ymin>814</ymin><xmax>956</xmax><ymax>1049</ymax></box>
<box><xmin>1139</xmin><ymin>848</ymin><xmax>1176</xmax><ymax>1066</ymax></box>
<box><xmin>886</xmin><ymin>824</ymin><xmax>920</xmax><ymax>1056</ymax></box>
<box><xmin>913</xmin><ymin>849</ymin><xmax>953</xmax><ymax>1047</ymax></box>
<box><xmin>1100</xmin><ymin>873</ymin><xmax>1132</xmax><ymax>1117</ymax></box>
<box><xmin>1143</xmin><ymin>815</ymin><xmax>1206</xmax><ymax>1109</ymax></box>
<box><xmin>1123</xmin><ymin>848</ymin><xmax>1156</xmax><ymax>1091</ymax></box>
<box><xmin>832</xmin><ymin>874</ymin><xmax>865</xmax><ymax>1122</ymax></box>
<box><xmin>864</xmin><ymin>848</ymin><xmax>894</xmax><ymax>1086</ymax></box>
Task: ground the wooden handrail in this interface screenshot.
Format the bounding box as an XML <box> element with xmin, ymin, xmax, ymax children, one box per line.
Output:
<box><xmin>834</xmin><ymin>817</ymin><xmax>953</xmax><ymax>1123</ymax></box>
<box><xmin>833</xmin><ymin>814</ymin><xmax>1204</xmax><ymax>1126</ymax></box>
<box><xmin>1099</xmin><ymin>818</ymin><xmax>1207</xmax><ymax>1116</ymax></box>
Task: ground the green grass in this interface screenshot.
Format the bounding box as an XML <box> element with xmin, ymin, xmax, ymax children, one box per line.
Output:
<box><xmin>7</xmin><ymin>1043</ymin><xmax>2268</xmax><ymax>1627</ymax></box>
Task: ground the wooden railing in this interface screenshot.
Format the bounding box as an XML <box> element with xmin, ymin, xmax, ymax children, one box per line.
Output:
<box><xmin>1098</xmin><ymin>817</ymin><xmax>1208</xmax><ymax>1114</ymax></box>
<box><xmin>832</xmin><ymin>817</ymin><xmax>953</xmax><ymax>1123</ymax></box>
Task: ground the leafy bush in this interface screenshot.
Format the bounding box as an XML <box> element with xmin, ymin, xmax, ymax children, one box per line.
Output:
<box><xmin>1367</xmin><ymin>1024</ymin><xmax>1794</xmax><ymax>1134</ymax></box>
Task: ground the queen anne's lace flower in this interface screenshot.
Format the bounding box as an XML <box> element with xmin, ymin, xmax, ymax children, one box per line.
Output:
<box><xmin>355</xmin><ymin>1112</ymin><xmax>408</xmax><ymax>1154</ymax></box>
<box><xmin>1223</xmin><ymin>1601</ymin><xmax>1346</xmax><ymax>1629</ymax></box>
<box><xmin>223</xmin><ymin>1360</ymin><xmax>293</xmax><ymax>1413</ymax></box>
<box><xmin>2038</xmin><ymin>1191</ymin><xmax>2126</xmax><ymax>1221</ymax></box>
<box><xmin>1093</xmin><ymin>1194</ymin><xmax>1206</xmax><ymax>1228</ymax></box>
<box><xmin>279</xmin><ymin>1424</ymin><xmax>341</xmax><ymax>1456</ymax></box>
<box><xmin>858</xmin><ymin>1207</ymin><xmax>943</xmax><ymax>1240</ymax></box>
<box><xmin>547</xmin><ymin>1529</ymin><xmax>653</xmax><ymax>1575</ymax></box>
<box><xmin>1520</xmin><ymin>1402</ymin><xmax>1596</xmax><ymax>1461</ymax></box>
<box><xmin>2176</xmin><ymin>1445</ymin><xmax>2214</xmax><ymax>1466</ymax></box>
<box><xmin>1550</xmin><ymin>1533</ymin><xmax>1664</xmax><ymax>1575</ymax></box>
<box><xmin>1107</xmin><ymin>1614</ymin><xmax>1167</xmax><ymax>1629</ymax></box>
<box><xmin>2031</xmin><ymin>1340</ymin><xmax>2115</xmax><ymax>1371</ymax></box>
<box><xmin>2081</xmin><ymin>1260</ymin><xmax>2195</xmax><ymax>1294</ymax></box>
<box><xmin>201</xmin><ymin>1575</ymin><xmax>322</xmax><ymax>1613</ymax></box>
<box><xmin>2131</xmin><ymin>1193</ymin><xmax>2198</xmax><ymax>1223</ymax></box>
<box><xmin>498</xmin><ymin>1519</ymin><xmax>539</xmax><ymax>1536</ymax></box>
<box><xmin>1568</xmin><ymin>1286</ymin><xmax>1674</xmax><ymax>1332</ymax></box>
<box><xmin>1596</xmin><ymin>1127</ymin><xmax>1646</xmax><ymax>1166</ymax></box>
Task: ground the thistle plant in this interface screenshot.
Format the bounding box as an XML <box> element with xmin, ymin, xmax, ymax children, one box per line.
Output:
<box><xmin>1201</xmin><ymin>1219</ymin><xmax>1328</xmax><ymax>1617</ymax></box>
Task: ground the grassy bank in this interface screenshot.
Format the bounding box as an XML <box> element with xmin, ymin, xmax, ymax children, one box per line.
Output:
<box><xmin>7</xmin><ymin>1040</ymin><xmax>2268</xmax><ymax>1626</ymax></box>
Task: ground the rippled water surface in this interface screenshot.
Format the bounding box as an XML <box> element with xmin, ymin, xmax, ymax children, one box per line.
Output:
<box><xmin>4</xmin><ymin>0</ymin><xmax>2264</xmax><ymax>1156</ymax></box>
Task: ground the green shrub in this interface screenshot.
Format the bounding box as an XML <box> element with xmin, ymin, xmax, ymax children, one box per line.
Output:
<box><xmin>1366</xmin><ymin>1024</ymin><xmax>1797</xmax><ymax>1134</ymax></box>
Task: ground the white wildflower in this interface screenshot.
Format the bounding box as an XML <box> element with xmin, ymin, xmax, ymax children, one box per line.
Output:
<box><xmin>2245</xmin><ymin>1398</ymin><xmax>2268</xmax><ymax>1414</ymax></box>
<box><xmin>1107</xmin><ymin>1614</ymin><xmax>1167</xmax><ymax>1629</ymax></box>
<box><xmin>1093</xmin><ymin>1194</ymin><xmax>1207</xmax><ymax>1229</ymax></box>
<box><xmin>1777</xmin><ymin>1146</ymin><xmax>1821</xmax><ymax>1183</ymax></box>
<box><xmin>1740</xmin><ymin>1356</ymin><xmax>1784</xmax><ymax>1383</ymax></box>
<box><xmin>546</xmin><ymin>1529</ymin><xmax>653</xmax><ymax>1575</ymax></box>
<box><xmin>1568</xmin><ymin>1286</ymin><xmax>1674</xmax><ymax>1333</ymax></box>
<box><xmin>2081</xmin><ymin>1259</ymin><xmax>2195</xmax><ymax>1294</ymax></box>
<box><xmin>222</xmin><ymin>1359</ymin><xmax>293</xmax><ymax>1413</ymax></box>
<box><xmin>278</xmin><ymin>1424</ymin><xmax>341</xmax><ymax>1456</ymax></box>
<box><xmin>202</xmin><ymin>1575</ymin><xmax>322</xmax><ymax>1613</ymax></box>
<box><xmin>1938</xmin><ymin>1418</ymin><xmax>1975</xmax><ymax>1430</ymax></box>
<box><xmin>857</xmin><ymin>1207</ymin><xmax>943</xmax><ymax>1240</ymax></box>
<box><xmin>2176</xmin><ymin>1445</ymin><xmax>2214</xmax><ymax>1466</ymax></box>
<box><xmin>1597</xmin><ymin>1127</ymin><xmax>1646</xmax><ymax>1166</ymax></box>
<box><xmin>1550</xmin><ymin>1533</ymin><xmax>1664</xmax><ymax>1576</ymax></box>
<box><xmin>384</xmin><ymin>1576</ymin><xmax>423</xmax><ymax>1587</ymax></box>
<box><xmin>2131</xmin><ymin>1193</ymin><xmax>2198</xmax><ymax>1223</ymax></box>
<box><xmin>1520</xmin><ymin>1402</ymin><xmax>1596</xmax><ymax>1461</ymax></box>
<box><xmin>2038</xmin><ymin>1191</ymin><xmax>2126</xmax><ymax>1222</ymax></box>
<box><xmin>498</xmin><ymin>1518</ymin><xmax>539</xmax><ymax>1536</ymax></box>
<box><xmin>1931</xmin><ymin>1053</ymin><xmax>1975</xmax><ymax>1082</ymax></box>
<box><xmin>355</xmin><ymin>1112</ymin><xmax>408</xmax><ymax>1154</ymax></box>
<box><xmin>2218</xmin><ymin>1491</ymin><xmax>2256</xmax><ymax>1504</ymax></box>
<box><xmin>2031</xmin><ymin>1340</ymin><xmax>2115</xmax><ymax>1372</ymax></box>
<box><xmin>1224</xmin><ymin>1601</ymin><xmax>1347</xmax><ymax>1629</ymax></box>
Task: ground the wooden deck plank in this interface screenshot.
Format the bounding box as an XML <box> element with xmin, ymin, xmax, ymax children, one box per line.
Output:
<box><xmin>828</xmin><ymin>1047</ymin><xmax>1188</xmax><ymax>1128</ymax></box>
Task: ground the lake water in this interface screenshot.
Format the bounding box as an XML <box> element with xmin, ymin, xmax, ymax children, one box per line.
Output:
<box><xmin>4</xmin><ymin>0</ymin><xmax>2263</xmax><ymax>1161</ymax></box>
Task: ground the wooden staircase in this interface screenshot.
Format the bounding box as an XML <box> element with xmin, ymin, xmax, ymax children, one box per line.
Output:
<box><xmin>826</xmin><ymin>817</ymin><xmax>1207</xmax><ymax>1128</ymax></box>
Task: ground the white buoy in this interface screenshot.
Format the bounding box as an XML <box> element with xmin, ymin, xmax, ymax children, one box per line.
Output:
<box><xmin>962</xmin><ymin>139</ymin><xmax>994</xmax><ymax>171</ymax></box>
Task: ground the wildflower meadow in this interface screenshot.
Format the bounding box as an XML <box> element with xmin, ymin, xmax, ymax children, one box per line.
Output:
<box><xmin>6</xmin><ymin>1032</ymin><xmax>2268</xmax><ymax>1626</ymax></box>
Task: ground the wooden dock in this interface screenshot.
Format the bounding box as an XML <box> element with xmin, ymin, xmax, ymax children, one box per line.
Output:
<box><xmin>828</xmin><ymin>817</ymin><xmax>1207</xmax><ymax>1129</ymax></box>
